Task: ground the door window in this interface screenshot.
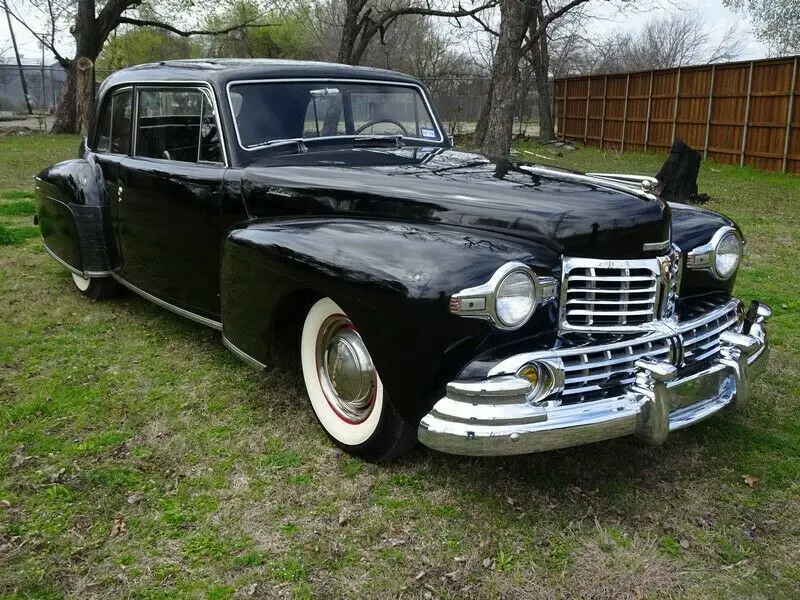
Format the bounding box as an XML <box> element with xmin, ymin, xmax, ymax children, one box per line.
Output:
<box><xmin>94</xmin><ymin>88</ymin><xmax>132</xmax><ymax>154</ymax></box>
<box><xmin>135</xmin><ymin>87</ymin><xmax>223</xmax><ymax>164</ymax></box>
<box><xmin>110</xmin><ymin>90</ymin><xmax>132</xmax><ymax>154</ymax></box>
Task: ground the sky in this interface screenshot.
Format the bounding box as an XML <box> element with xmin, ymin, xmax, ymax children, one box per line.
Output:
<box><xmin>0</xmin><ymin>0</ymin><xmax>770</xmax><ymax>65</ymax></box>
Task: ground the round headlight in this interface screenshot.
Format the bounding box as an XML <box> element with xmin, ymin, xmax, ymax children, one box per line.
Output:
<box><xmin>495</xmin><ymin>270</ymin><xmax>536</xmax><ymax>328</ymax></box>
<box><xmin>713</xmin><ymin>230</ymin><xmax>743</xmax><ymax>279</ymax></box>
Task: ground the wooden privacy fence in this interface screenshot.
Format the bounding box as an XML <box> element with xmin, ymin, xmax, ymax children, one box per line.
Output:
<box><xmin>554</xmin><ymin>56</ymin><xmax>800</xmax><ymax>174</ymax></box>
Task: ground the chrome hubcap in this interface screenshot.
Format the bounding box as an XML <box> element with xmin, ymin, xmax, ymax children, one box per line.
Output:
<box><xmin>316</xmin><ymin>315</ymin><xmax>376</xmax><ymax>423</ymax></box>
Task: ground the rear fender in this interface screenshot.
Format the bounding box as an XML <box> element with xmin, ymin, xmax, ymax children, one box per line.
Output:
<box><xmin>220</xmin><ymin>218</ymin><xmax>560</xmax><ymax>422</ymax></box>
<box><xmin>35</xmin><ymin>157</ymin><xmax>114</xmax><ymax>275</ymax></box>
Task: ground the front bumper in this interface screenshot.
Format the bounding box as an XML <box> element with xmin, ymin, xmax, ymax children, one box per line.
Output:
<box><xmin>418</xmin><ymin>300</ymin><xmax>770</xmax><ymax>456</ymax></box>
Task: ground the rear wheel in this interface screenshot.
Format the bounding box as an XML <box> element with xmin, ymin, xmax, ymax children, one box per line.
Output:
<box><xmin>71</xmin><ymin>273</ymin><xmax>121</xmax><ymax>300</ymax></box>
<box><xmin>300</xmin><ymin>297</ymin><xmax>416</xmax><ymax>462</ymax></box>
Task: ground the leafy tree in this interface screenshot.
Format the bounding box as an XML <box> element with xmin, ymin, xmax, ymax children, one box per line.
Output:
<box><xmin>97</xmin><ymin>28</ymin><xmax>202</xmax><ymax>71</ymax></box>
<box><xmin>204</xmin><ymin>1</ymin><xmax>314</xmax><ymax>59</ymax></box>
<box><xmin>723</xmin><ymin>0</ymin><xmax>799</xmax><ymax>56</ymax></box>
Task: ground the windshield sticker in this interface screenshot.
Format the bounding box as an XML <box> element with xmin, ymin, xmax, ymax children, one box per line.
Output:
<box><xmin>420</xmin><ymin>127</ymin><xmax>437</xmax><ymax>139</ymax></box>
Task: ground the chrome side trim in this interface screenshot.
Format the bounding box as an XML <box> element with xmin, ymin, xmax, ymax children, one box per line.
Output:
<box><xmin>222</xmin><ymin>336</ymin><xmax>267</xmax><ymax>370</ymax></box>
<box><xmin>585</xmin><ymin>172</ymin><xmax>659</xmax><ymax>194</ymax></box>
<box><xmin>110</xmin><ymin>273</ymin><xmax>222</xmax><ymax>331</ymax></box>
<box><xmin>43</xmin><ymin>243</ymin><xmax>109</xmax><ymax>278</ymax></box>
<box><xmin>225</xmin><ymin>78</ymin><xmax>445</xmax><ymax>151</ymax></box>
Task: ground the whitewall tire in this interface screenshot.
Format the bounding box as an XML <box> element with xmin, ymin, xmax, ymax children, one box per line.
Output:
<box><xmin>300</xmin><ymin>297</ymin><xmax>416</xmax><ymax>461</ymax></box>
<box><xmin>70</xmin><ymin>272</ymin><xmax>121</xmax><ymax>300</ymax></box>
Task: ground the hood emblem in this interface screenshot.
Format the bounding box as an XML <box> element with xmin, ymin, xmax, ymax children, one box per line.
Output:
<box><xmin>643</xmin><ymin>239</ymin><xmax>670</xmax><ymax>252</ymax></box>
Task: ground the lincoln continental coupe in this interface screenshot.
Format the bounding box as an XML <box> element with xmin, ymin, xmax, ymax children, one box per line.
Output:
<box><xmin>35</xmin><ymin>59</ymin><xmax>770</xmax><ymax>462</ymax></box>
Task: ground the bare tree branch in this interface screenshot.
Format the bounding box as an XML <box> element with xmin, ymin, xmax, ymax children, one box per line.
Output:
<box><xmin>116</xmin><ymin>15</ymin><xmax>275</xmax><ymax>38</ymax></box>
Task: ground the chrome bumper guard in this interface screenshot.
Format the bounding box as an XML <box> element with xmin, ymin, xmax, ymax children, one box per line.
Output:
<box><xmin>418</xmin><ymin>300</ymin><xmax>770</xmax><ymax>456</ymax></box>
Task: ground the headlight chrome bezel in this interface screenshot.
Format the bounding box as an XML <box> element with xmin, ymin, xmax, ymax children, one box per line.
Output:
<box><xmin>686</xmin><ymin>226</ymin><xmax>745</xmax><ymax>280</ymax></box>
<box><xmin>449</xmin><ymin>261</ymin><xmax>558</xmax><ymax>331</ymax></box>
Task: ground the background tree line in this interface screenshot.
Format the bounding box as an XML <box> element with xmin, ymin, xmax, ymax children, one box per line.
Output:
<box><xmin>3</xmin><ymin>0</ymin><xmax>799</xmax><ymax>156</ymax></box>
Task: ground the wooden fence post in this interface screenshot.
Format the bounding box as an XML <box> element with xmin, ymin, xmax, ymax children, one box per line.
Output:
<box><xmin>644</xmin><ymin>70</ymin><xmax>654</xmax><ymax>152</ymax></box>
<box><xmin>584</xmin><ymin>76</ymin><xmax>591</xmax><ymax>143</ymax></box>
<box><xmin>670</xmin><ymin>68</ymin><xmax>682</xmax><ymax>144</ymax></box>
<box><xmin>599</xmin><ymin>75</ymin><xmax>608</xmax><ymax>150</ymax></box>
<box><xmin>552</xmin><ymin>78</ymin><xmax>557</xmax><ymax>139</ymax></box>
<box><xmin>621</xmin><ymin>74</ymin><xmax>630</xmax><ymax>152</ymax></box>
<box><xmin>703</xmin><ymin>64</ymin><xmax>716</xmax><ymax>159</ymax></box>
<box><xmin>76</xmin><ymin>57</ymin><xmax>94</xmax><ymax>138</ymax></box>
<box><xmin>782</xmin><ymin>57</ymin><xmax>798</xmax><ymax>173</ymax></box>
<box><xmin>740</xmin><ymin>61</ymin><xmax>754</xmax><ymax>166</ymax></box>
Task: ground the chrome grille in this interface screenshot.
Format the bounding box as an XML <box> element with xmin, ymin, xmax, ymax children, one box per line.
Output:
<box><xmin>557</xmin><ymin>300</ymin><xmax>741</xmax><ymax>405</ymax></box>
<box><xmin>560</xmin><ymin>336</ymin><xmax>670</xmax><ymax>403</ymax></box>
<box><xmin>682</xmin><ymin>302</ymin><xmax>741</xmax><ymax>365</ymax></box>
<box><xmin>560</xmin><ymin>257</ymin><xmax>661</xmax><ymax>332</ymax></box>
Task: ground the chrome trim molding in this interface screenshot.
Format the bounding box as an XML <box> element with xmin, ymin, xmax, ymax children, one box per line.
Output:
<box><xmin>225</xmin><ymin>78</ymin><xmax>446</xmax><ymax>151</ymax></box>
<box><xmin>686</xmin><ymin>226</ymin><xmax>743</xmax><ymax>280</ymax></box>
<box><xmin>110</xmin><ymin>273</ymin><xmax>222</xmax><ymax>331</ymax></box>
<box><xmin>519</xmin><ymin>165</ymin><xmax>659</xmax><ymax>200</ymax></box>
<box><xmin>222</xmin><ymin>336</ymin><xmax>267</xmax><ymax>370</ymax></box>
<box><xmin>418</xmin><ymin>300</ymin><xmax>770</xmax><ymax>456</ymax></box>
<box><xmin>585</xmin><ymin>172</ymin><xmax>660</xmax><ymax>194</ymax></box>
<box><xmin>43</xmin><ymin>243</ymin><xmax>110</xmax><ymax>279</ymax></box>
<box><xmin>92</xmin><ymin>80</ymin><xmax>229</xmax><ymax>166</ymax></box>
<box><xmin>449</xmin><ymin>261</ymin><xmax>558</xmax><ymax>331</ymax></box>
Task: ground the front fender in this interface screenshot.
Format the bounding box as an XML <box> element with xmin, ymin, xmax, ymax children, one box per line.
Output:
<box><xmin>35</xmin><ymin>157</ymin><xmax>114</xmax><ymax>275</ymax></box>
<box><xmin>220</xmin><ymin>218</ymin><xmax>560</xmax><ymax>423</ymax></box>
<box><xmin>669</xmin><ymin>202</ymin><xmax>739</xmax><ymax>296</ymax></box>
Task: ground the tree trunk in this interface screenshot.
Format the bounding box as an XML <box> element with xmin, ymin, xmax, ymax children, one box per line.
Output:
<box><xmin>480</xmin><ymin>0</ymin><xmax>534</xmax><ymax>157</ymax></box>
<box><xmin>472</xmin><ymin>77</ymin><xmax>494</xmax><ymax>148</ymax></box>
<box><xmin>76</xmin><ymin>58</ymin><xmax>95</xmax><ymax>137</ymax></box>
<box><xmin>530</xmin><ymin>5</ymin><xmax>555</xmax><ymax>141</ymax></box>
<box><xmin>51</xmin><ymin>63</ymin><xmax>77</xmax><ymax>134</ymax></box>
<box><xmin>337</xmin><ymin>0</ymin><xmax>361</xmax><ymax>64</ymax></box>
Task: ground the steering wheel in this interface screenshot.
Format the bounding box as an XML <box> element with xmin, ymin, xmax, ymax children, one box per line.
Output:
<box><xmin>354</xmin><ymin>119</ymin><xmax>408</xmax><ymax>136</ymax></box>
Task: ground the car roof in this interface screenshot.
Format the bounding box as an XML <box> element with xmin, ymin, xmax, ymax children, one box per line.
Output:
<box><xmin>99</xmin><ymin>58</ymin><xmax>423</xmax><ymax>93</ymax></box>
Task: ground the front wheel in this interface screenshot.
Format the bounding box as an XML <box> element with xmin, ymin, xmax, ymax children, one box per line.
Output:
<box><xmin>300</xmin><ymin>297</ymin><xmax>416</xmax><ymax>462</ymax></box>
<box><xmin>71</xmin><ymin>272</ymin><xmax>121</xmax><ymax>300</ymax></box>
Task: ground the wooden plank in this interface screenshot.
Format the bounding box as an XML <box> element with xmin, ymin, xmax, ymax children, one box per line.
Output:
<box><xmin>599</xmin><ymin>75</ymin><xmax>608</xmax><ymax>149</ymax></box>
<box><xmin>621</xmin><ymin>74</ymin><xmax>630</xmax><ymax>151</ymax></box>
<box><xmin>584</xmin><ymin>76</ymin><xmax>591</xmax><ymax>143</ymax></box>
<box><xmin>740</xmin><ymin>61</ymin><xmax>755</xmax><ymax>166</ymax></box>
<box><xmin>782</xmin><ymin>57</ymin><xmax>798</xmax><ymax>173</ymax></box>
<box><xmin>644</xmin><ymin>70</ymin><xmax>654</xmax><ymax>151</ymax></box>
<box><xmin>670</xmin><ymin>68</ymin><xmax>681</xmax><ymax>144</ymax></box>
<box><xmin>703</xmin><ymin>64</ymin><xmax>715</xmax><ymax>159</ymax></box>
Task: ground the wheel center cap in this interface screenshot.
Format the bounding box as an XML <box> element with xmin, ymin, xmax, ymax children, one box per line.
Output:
<box><xmin>324</xmin><ymin>328</ymin><xmax>375</xmax><ymax>408</ymax></box>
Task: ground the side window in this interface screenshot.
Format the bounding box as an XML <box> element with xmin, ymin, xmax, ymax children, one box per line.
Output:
<box><xmin>110</xmin><ymin>90</ymin><xmax>133</xmax><ymax>154</ymax></box>
<box><xmin>95</xmin><ymin>100</ymin><xmax>112</xmax><ymax>152</ymax></box>
<box><xmin>135</xmin><ymin>87</ymin><xmax>223</xmax><ymax>164</ymax></box>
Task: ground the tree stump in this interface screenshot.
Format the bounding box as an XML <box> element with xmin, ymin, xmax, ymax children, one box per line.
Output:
<box><xmin>76</xmin><ymin>58</ymin><xmax>95</xmax><ymax>138</ymax></box>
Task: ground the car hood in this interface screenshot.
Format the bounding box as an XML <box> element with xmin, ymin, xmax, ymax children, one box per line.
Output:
<box><xmin>240</xmin><ymin>147</ymin><xmax>670</xmax><ymax>260</ymax></box>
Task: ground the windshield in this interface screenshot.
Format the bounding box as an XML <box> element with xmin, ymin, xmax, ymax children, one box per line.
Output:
<box><xmin>227</xmin><ymin>81</ymin><xmax>443</xmax><ymax>149</ymax></box>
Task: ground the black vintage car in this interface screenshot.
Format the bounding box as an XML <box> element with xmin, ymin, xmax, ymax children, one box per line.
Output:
<box><xmin>35</xmin><ymin>59</ymin><xmax>770</xmax><ymax>462</ymax></box>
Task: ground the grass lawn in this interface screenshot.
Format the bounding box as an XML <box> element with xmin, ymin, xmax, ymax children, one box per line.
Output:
<box><xmin>1</xmin><ymin>134</ymin><xmax>798</xmax><ymax>599</ymax></box>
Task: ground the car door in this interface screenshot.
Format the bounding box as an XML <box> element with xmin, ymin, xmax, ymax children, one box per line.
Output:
<box><xmin>91</xmin><ymin>86</ymin><xmax>133</xmax><ymax>267</ymax></box>
<box><xmin>117</xmin><ymin>85</ymin><xmax>226</xmax><ymax>319</ymax></box>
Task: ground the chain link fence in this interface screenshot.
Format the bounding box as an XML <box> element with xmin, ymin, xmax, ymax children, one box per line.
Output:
<box><xmin>0</xmin><ymin>66</ymin><xmax>543</xmax><ymax>137</ymax></box>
